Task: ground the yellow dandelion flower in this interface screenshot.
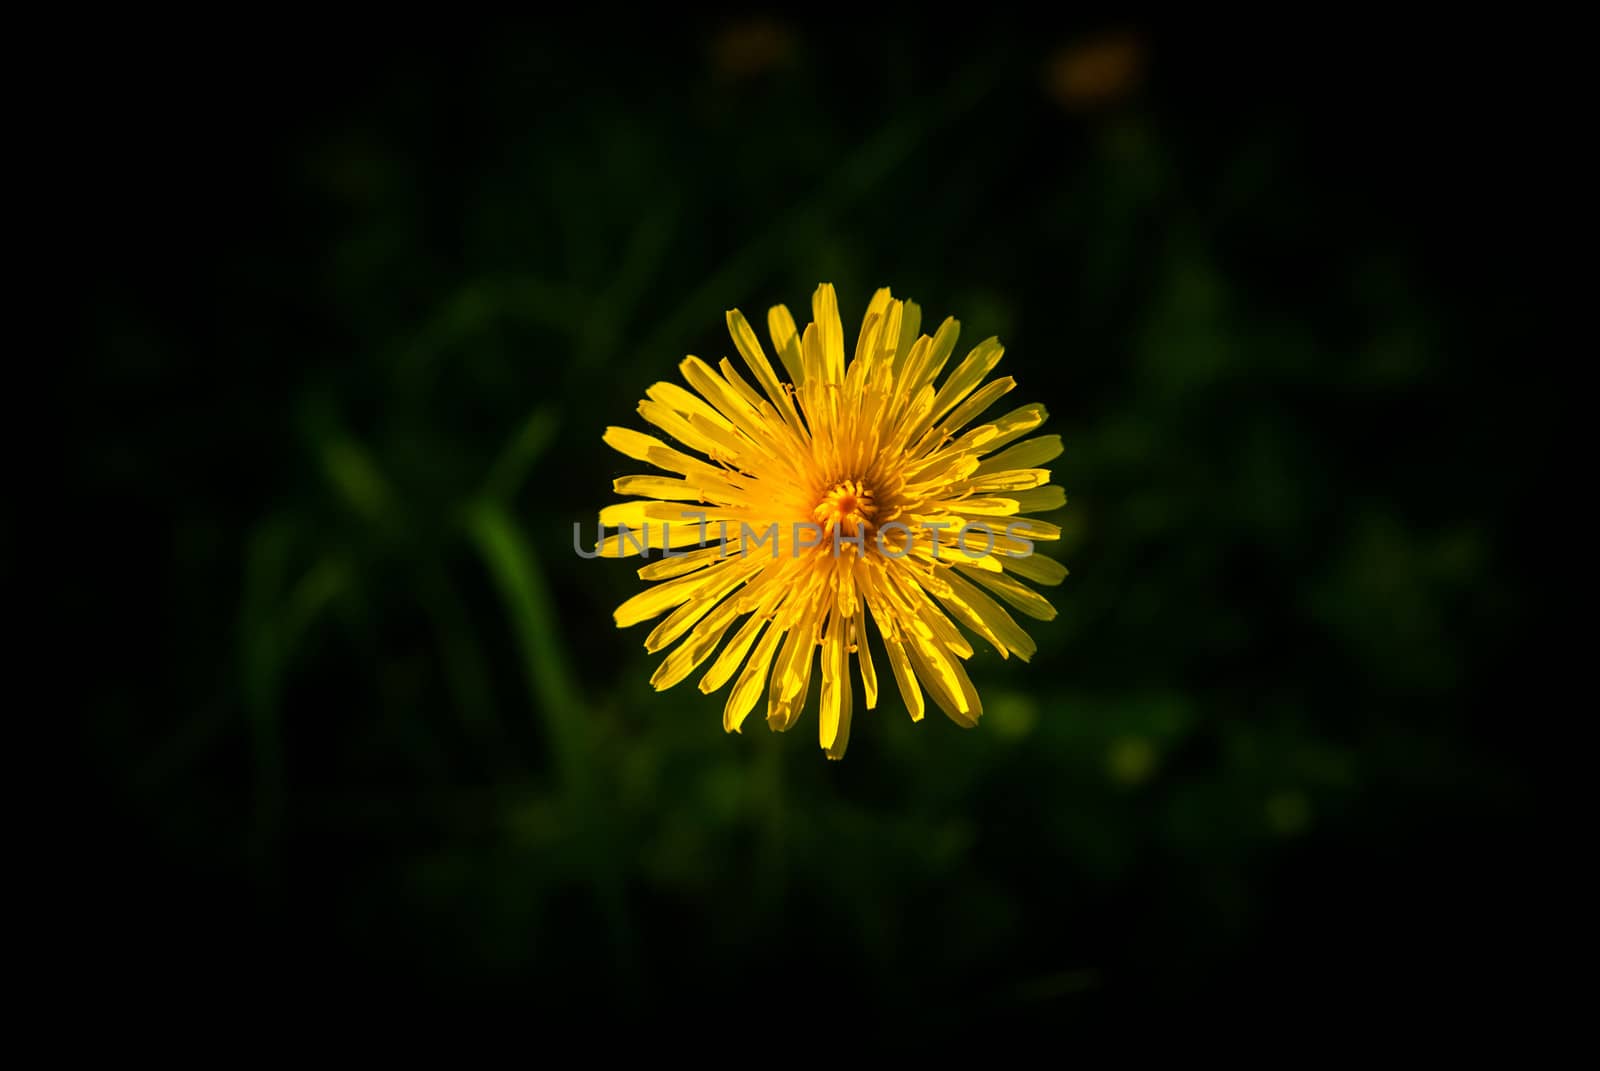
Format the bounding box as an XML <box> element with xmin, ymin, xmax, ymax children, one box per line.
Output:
<box><xmin>597</xmin><ymin>284</ymin><xmax>1067</xmax><ymax>759</ymax></box>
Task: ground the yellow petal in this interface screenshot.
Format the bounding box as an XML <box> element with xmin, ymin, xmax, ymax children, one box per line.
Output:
<box><xmin>597</xmin><ymin>520</ymin><xmax>709</xmax><ymax>558</ymax></box>
<box><xmin>700</xmin><ymin>610</ymin><xmax>768</xmax><ymax>695</ymax></box>
<box><xmin>614</xmin><ymin>558</ymin><xmax>757</xmax><ymax>628</ymax></box>
<box><xmin>930</xmin><ymin>591</ymin><xmax>1009</xmax><ymax>661</ymax></box>
<box><xmin>844</xmin><ymin>312</ymin><xmax>880</xmax><ymax>397</ymax></box>
<box><xmin>724</xmin><ymin>619</ymin><xmax>785</xmax><ymax>733</ymax></box>
<box><xmin>968</xmin><ymin>468</ymin><xmax>1051</xmax><ymax>493</ymax></box>
<box><xmin>638</xmin><ymin>545</ymin><xmax>725</xmax><ymax>580</ymax></box>
<box><xmin>971</xmin><ymin>517</ymin><xmax>1061</xmax><ymax>543</ymax></box>
<box><xmin>974</xmin><ymin>403</ymin><xmax>1049</xmax><ymax>455</ymax></box>
<box><xmin>714</xmin><ymin>356</ymin><xmax>767</xmax><ymax>412</ymax></box>
<box><xmin>799</xmin><ymin>323</ymin><xmax>830</xmax><ymax>425</ymax></box>
<box><xmin>973</xmin><ymin>434</ymin><xmax>1063</xmax><ymax>476</ymax></box>
<box><xmin>915</xmin><ymin>596</ymin><xmax>975</xmax><ymax>660</ymax></box>
<box><xmin>767</xmin><ymin>304</ymin><xmax>805</xmax><ymax>387</ymax></box>
<box><xmin>873</xmin><ymin>297</ymin><xmax>903</xmax><ymax>382</ymax></box>
<box><xmin>602</xmin><ymin>426</ymin><xmax>665</xmax><ymax>463</ymax></box>
<box><xmin>649</xmin><ymin>594</ymin><xmax>745</xmax><ymax>690</ymax></box>
<box><xmin>905</xmin><ymin>633</ymin><xmax>976</xmax><ymax>727</ymax></box>
<box><xmin>884</xmin><ymin>382</ymin><xmax>936</xmax><ymax>456</ymax></box>
<box><xmin>679</xmin><ymin>357</ymin><xmax>782</xmax><ymax>455</ymax></box>
<box><xmin>892</xmin><ymin>300</ymin><xmax>921</xmax><ymax>371</ymax></box>
<box><xmin>901</xmin><ymin>316</ymin><xmax>960</xmax><ymax>397</ymax></box>
<box><xmin>603</xmin><ymin>500</ymin><xmax>731</xmax><ymax>530</ymax></box>
<box><xmin>767</xmin><ymin>606</ymin><xmax>820</xmax><ymax>730</ymax></box>
<box><xmin>954</xmin><ymin>564</ymin><xmax>1058</xmax><ymax>622</ymax></box>
<box><xmin>615</xmin><ymin>575</ymin><xmax>707</xmax><ymax>629</ymax></box>
<box><xmin>812</xmin><ymin>282</ymin><xmax>845</xmax><ymax>383</ymax></box>
<box><xmin>613</xmin><ymin>474</ymin><xmax>748</xmax><ymax>506</ymax></box>
<box><xmin>725</xmin><ymin>308</ymin><xmax>802</xmax><ymax>425</ymax></box>
<box><xmin>930</xmin><ymin>338</ymin><xmax>1004</xmax><ymax>423</ymax></box>
<box><xmin>946</xmin><ymin>496</ymin><xmax>1022</xmax><ymax>517</ymax></box>
<box><xmin>881</xmin><ymin>634</ymin><xmax>924</xmax><ymax>721</ymax></box>
<box><xmin>598</xmin><ymin>501</ymin><xmax>652</xmax><ymax>528</ymax></box>
<box><xmin>857</xmin><ymin>287</ymin><xmax>892</xmax><ymax>358</ymax></box>
<box><xmin>638</xmin><ymin>399</ymin><xmax>730</xmax><ymax>460</ymax></box>
<box><xmin>646</xmin><ymin>595</ymin><xmax>720</xmax><ymax>653</ymax></box>
<box><xmin>819</xmin><ymin>609</ymin><xmax>850</xmax><ymax>753</ymax></box>
<box><xmin>1002</xmin><ymin>549</ymin><xmax>1069</xmax><ymax>586</ymax></box>
<box><xmin>1007</xmin><ymin>486</ymin><xmax>1067</xmax><ymax>514</ymax></box>
<box><xmin>853</xmin><ymin>601</ymin><xmax>879</xmax><ymax>710</ymax></box>
<box><xmin>939</xmin><ymin>376</ymin><xmax>1014</xmax><ymax>436</ymax></box>
<box><xmin>941</xmin><ymin>568</ymin><xmax>1037</xmax><ymax>662</ymax></box>
<box><xmin>646</xmin><ymin>380</ymin><xmax>735</xmax><ymax>431</ymax></box>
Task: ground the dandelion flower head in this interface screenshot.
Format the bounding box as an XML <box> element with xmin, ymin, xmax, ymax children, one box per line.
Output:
<box><xmin>598</xmin><ymin>284</ymin><xmax>1067</xmax><ymax>759</ymax></box>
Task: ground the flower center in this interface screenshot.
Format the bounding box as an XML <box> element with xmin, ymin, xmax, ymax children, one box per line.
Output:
<box><xmin>812</xmin><ymin>479</ymin><xmax>878</xmax><ymax>538</ymax></box>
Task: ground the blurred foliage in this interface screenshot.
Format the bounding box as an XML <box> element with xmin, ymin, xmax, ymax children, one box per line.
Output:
<box><xmin>78</xmin><ymin>15</ymin><xmax>1550</xmax><ymax>1026</ymax></box>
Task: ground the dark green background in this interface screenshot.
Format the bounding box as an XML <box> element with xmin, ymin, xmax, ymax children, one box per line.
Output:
<box><xmin>80</xmin><ymin>17</ymin><xmax>1550</xmax><ymax>1025</ymax></box>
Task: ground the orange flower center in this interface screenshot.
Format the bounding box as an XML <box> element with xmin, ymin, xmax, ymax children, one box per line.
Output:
<box><xmin>812</xmin><ymin>479</ymin><xmax>878</xmax><ymax>538</ymax></box>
